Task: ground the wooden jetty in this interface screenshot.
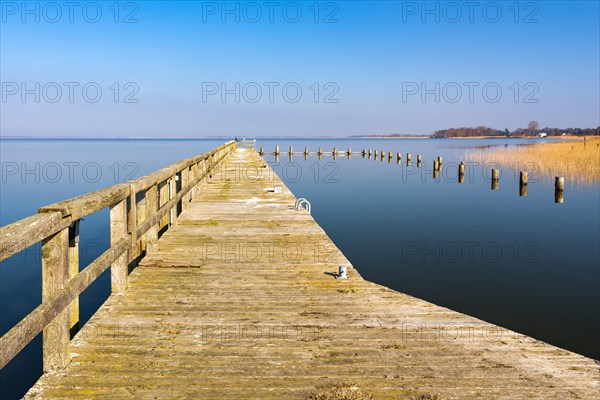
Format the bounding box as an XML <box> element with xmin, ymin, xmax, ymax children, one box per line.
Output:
<box><xmin>1</xmin><ymin>141</ymin><xmax>598</xmax><ymax>399</ymax></box>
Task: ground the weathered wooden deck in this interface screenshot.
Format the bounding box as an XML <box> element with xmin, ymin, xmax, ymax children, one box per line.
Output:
<box><xmin>25</xmin><ymin>148</ymin><xmax>598</xmax><ymax>399</ymax></box>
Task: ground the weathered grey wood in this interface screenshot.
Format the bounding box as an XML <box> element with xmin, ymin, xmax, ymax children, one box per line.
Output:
<box><xmin>39</xmin><ymin>184</ymin><xmax>129</xmax><ymax>220</ymax></box>
<box><xmin>182</xmin><ymin>167</ymin><xmax>190</xmax><ymax>211</ymax></box>
<box><xmin>0</xmin><ymin>141</ymin><xmax>236</xmax><ymax>373</ymax></box>
<box><xmin>127</xmin><ymin>185</ymin><xmax>139</xmax><ymax>262</ymax></box>
<box><xmin>68</xmin><ymin>221</ymin><xmax>79</xmax><ymax>330</ymax></box>
<box><xmin>145</xmin><ymin>185</ymin><xmax>159</xmax><ymax>253</ymax></box>
<box><xmin>110</xmin><ymin>199</ymin><xmax>128</xmax><ymax>293</ymax></box>
<box><xmin>136</xmin><ymin>198</ymin><xmax>147</xmax><ymax>255</ymax></box>
<box><xmin>169</xmin><ymin>176</ymin><xmax>178</xmax><ymax>227</ymax></box>
<box><xmin>158</xmin><ymin>180</ymin><xmax>169</xmax><ymax>231</ymax></box>
<box><xmin>41</xmin><ymin>227</ymin><xmax>70</xmax><ymax>371</ymax></box>
<box><xmin>0</xmin><ymin>212</ymin><xmax>69</xmax><ymax>262</ymax></box>
<box><xmin>0</xmin><ymin>238</ymin><xmax>128</xmax><ymax>370</ymax></box>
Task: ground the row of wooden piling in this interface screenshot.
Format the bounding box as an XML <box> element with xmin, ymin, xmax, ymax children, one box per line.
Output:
<box><xmin>258</xmin><ymin>146</ymin><xmax>566</xmax><ymax>203</ymax></box>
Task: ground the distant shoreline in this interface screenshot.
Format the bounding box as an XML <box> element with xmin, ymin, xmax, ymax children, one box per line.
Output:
<box><xmin>0</xmin><ymin>135</ymin><xmax>587</xmax><ymax>140</ymax></box>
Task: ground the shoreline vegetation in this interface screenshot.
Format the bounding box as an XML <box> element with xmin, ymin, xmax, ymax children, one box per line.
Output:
<box><xmin>361</xmin><ymin>124</ymin><xmax>599</xmax><ymax>139</ymax></box>
<box><xmin>465</xmin><ymin>137</ymin><xmax>600</xmax><ymax>185</ymax></box>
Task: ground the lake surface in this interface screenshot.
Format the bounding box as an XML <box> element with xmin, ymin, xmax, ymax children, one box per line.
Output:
<box><xmin>1</xmin><ymin>138</ymin><xmax>598</xmax><ymax>399</ymax></box>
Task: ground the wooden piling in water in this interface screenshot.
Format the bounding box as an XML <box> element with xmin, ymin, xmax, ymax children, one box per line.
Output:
<box><xmin>491</xmin><ymin>169</ymin><xmax>499</xmax><ymax>190</ymax></box>
<box><xmin>555</xmin><ymin>177</ymin><xmax>564</xmax><ymax>203</ymax></box>
<box><xmin>417</xmin><ymin>155</ymin><xmax>422</xmax><ymax>163</ymax></box>
<box><xmin>361</xmin><ymin>149</ymin><xmax>366</xmax><ymax>157</ymax></box>
<box><xmin>304</xmin><ymin>146</ymin><xmax>309</xmax><ymax>156</ymax></box>
<box><xmin>333</xmin><ymin>147</ymin><xmax>337</xmax><ymax>156</ymax></box>
<box><xmin>437</xmin><ymin>156</ymin><xmax>442</xmax><ymax>166</ymax></box>
<box><xmin>259</xmin><ymin>146</ymin><xmax>264</xmax><ymax>156</ymax></box>
<box><xmin>347</xmin><ymin>147</ymin><xmax>352</xmax><ymax>156</ymax></box>
<box><xmin>318</xmin><ymin>147</ymin><xmax>323</xmax><ymax>156</ymax></box>
<box><xmin>406</xmin><ymin>153</ymin><xmax>411</xmax><ymax>162</ymax></box>
<box><xmin>289</xmin><ymin>146</ymin><xmax>293</xmax><ymax>155</ymax></box>
<box><xmin>491</xmin><ymin>169</ymin><xmax>499</xmax><ymax>181</ymax></box>
<box><xmin>275</xmin><ymin>145</ymin><xmax>279</xmax><ymax>155</ymax></box>
<box><xmin>368</xmin><ymin>149</ymin><xmax>372</xmax><ymax>158</ymax></box>
<box><xmin>458</xmin><ymin>162</ymin><xmax>465</xmax><ymax>183</ymax></box>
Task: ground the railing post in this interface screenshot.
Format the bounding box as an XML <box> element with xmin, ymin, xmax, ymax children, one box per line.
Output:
<box><xmin>137</xmin><ymin>197</ymin><xmax>147</xmax><ymax>252</ymax></box>
<box><xmin>146</xmin><ymin>184</ymin><xmax>159</xmax><ymax>252</ymax></box>
<box><xmin>42</xmin><ymin>227</ymin><xmax>70</xmax><ymax>371</ymax></box>
<box><xmin>127</xmin><ymin>185</ymin><xmax>138</xmax><ymax>261</ymax></box>
<box><xmin>68</xmin><ymin>221</ymin><xmax>79</xmax><ymax>332</ymax></box>
<box><xmin>169</xmin><ymin>175</ymin><xmax>178</xmax><ymax>226</ymax></box>
<box><xmin>159</xmin><ymin>180</ymin><xmax>169</xmax><ymax>231</ymax></box>
<box><xmin>182</xmin><ymin>167</ymin><xmax>190</xmax><ymax>211</ymax></box>
<box><xmin>110</xmin><ymin>198</ymin><xmax>128</xmax><ymax>293</ymax></box>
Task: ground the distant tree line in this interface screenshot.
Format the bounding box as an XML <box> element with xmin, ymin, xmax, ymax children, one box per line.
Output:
<box><xmin>432</xmin><ymin>122</ymin><xmax>599</xmax><ymax>138</ymax></box>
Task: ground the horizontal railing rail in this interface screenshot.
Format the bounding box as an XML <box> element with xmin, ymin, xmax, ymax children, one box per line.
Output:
<box><xmin>0</xmin><ymin>140</ymin><xmax>236</xmax><ymax>371</ymax></box>
<box><xmin>237</xmin><ymin>139</ymin><xmax>256</xmax><ymax>149</ymax></box>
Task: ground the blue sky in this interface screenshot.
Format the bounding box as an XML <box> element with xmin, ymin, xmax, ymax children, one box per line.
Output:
<box><xmin>1</xmin><ymin>0</ymin><xmax>599</xmax><ymax>137</ymax></box>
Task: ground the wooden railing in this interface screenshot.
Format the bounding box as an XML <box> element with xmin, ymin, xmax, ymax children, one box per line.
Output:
<box><xmin>0</xmin><ymin>141</ymin><xmax>236</xmax><ymax>370</ymax></box>
<box><xmin>237</xmin><ymin>139</ymin><xmax>256</xmax><ymax>149</ymax></box>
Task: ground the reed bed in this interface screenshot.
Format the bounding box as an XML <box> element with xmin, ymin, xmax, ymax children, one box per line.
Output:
<box><xmin>465</xmin><ymin>137</ymin><xmax>600</xmax><ymax>185</ymax></box>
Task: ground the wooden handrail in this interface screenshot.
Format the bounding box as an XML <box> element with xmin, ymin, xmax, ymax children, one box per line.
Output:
<box><xmin>38</xmin><ymin>184</ymin><xmax>130</xmax><ymax>220</ymax></box>
<box><xmin>0</xmin><ymin>140</ymin><xmax>237</xmax><ymax>371</ymax></box>
<box><xmin>0</xmin><ymin>212</ymin><xmax>71</xmax><ymax>262</ymax></box>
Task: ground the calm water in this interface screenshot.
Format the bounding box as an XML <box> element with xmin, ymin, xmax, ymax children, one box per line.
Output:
<box><xmin>1</xmin><ymin>138</ymin><xmax>599</xmax><ymax>399</ymax></box>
